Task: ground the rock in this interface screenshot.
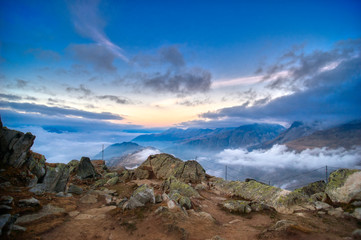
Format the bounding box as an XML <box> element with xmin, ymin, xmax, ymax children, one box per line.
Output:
<box><xmin>0</xmin><ymin>123</ymin><xmax>35</xmax><ymax>168</ymax></box>
<box><xmin>155</xmin><ymin>194</ymin><xmax>163</xmax><ymax>203</ymax></box>
<box><xmin>167</xmin><ymin>200</ymin><xmax>176</xmax><ymax>209</ymax></box>
<box><xmin>294</xmin><ymin>180</ymin><xmax>326</xmax><ymax>196</ymax></box>
<box><xmin>169</xmin><ymin>191</ymin><xmax>192</xmax><ymax>209</ymax></box>
<box><xmin>197</xmin><ymin>211</ymin><xmax>215</xmax><ymax>222</ymax></box>
<box><xmin>352</xmin><ymin>208</ymin><xmax>361</xmax><ymax>220</ymax></box>
<box><xmin>0</xmin><ymin>196</ymin><xmax>13</xmax><ymax>205</ymax></box>
<box><xmin>209</xmin><ymin>236</ymin><xmax>225</xmax><ymax>240</ymax></box>
<box><xmin>328</xmin><ymin>207</ymin><xmax>344</xmax><ymax>218</ymax></box>
<box><xmin>11</xmin><ymin>224</ymin><xmax>26</xmax><ymax>232</ymax></box>
<box><xmin>163</xmin><ymin>176</ymin><xmax>200</xmax><ymax>198</ymax></box>
<box><xmin>325</xmin><ymin>169</ymin><xmax>361</xmax><ymax>204</ymax></box>
<box><xmin>68</xmin><ymin>211</ymin><xmax>80</xmax><ymax>218</ymax></box>
<box><xmin>0</xmin><ymin>214</ymin><xmax>17</xmax><ymax>236</ymax></box>
<box><xmin>155</xmin><ymin>206</ymin><xmax>168</xmax><ymax>214</ymax></box>
<box><xmin>314</xmin><ymin>201</ymin><xmax>332</xmax><ymax>211</ymax></box>
<box><xmin>16</xmin><ymin>204</ymin><xmax>64</xmax><ymax>224</ymax></box>
<box><xmin>353</xmin><ymin>229</ymin><xmax>361</xmax><ymax>240</ymax></box>
<box><xmin>250</xmin><ymin>202</ymin><xmax>270</xmax><ymax>212</ymax></box>
<box><xmin>106</xmin><ymin>176</ymin><xmax>119</xmax><ymax>186</ymax></box>
<box><xmin>55</xmin><ymin>192</ymin><xmax>72</xmax><ymax>197</ymax></box>
<box><xmin>30</xmin><ymin>163</ymin><xmax>70</xmax><ymax>193</ymax></box>
<box><xmin>221</xmin><ymin>200</ymin><xmax>252</xmax><ymax>214</ymax></box>
<box><xmin>94</xmin><ymin>178</ymin><xmax>107</xmax><ymax>188</ymax></box>
<box><xmin>195</xmin><ymin>183</ymin><xmax>206</xmax><ymax>191</ymax></box>
<box><xmin>67</xmin><ymin>160</ymin><xmax>80</xmax><ymax>174</ymax></box>
<box><xmin>134</xmin><ymin>168</ymin><xmax>150</xmax><ymax>179</ymax></box>
<box><xmin>352</xmin><ymin>201</ymin><xmax>361</xmax><ymax>207</ymax></box>
<box><xmin>68</xmin><ymin>184</ymin><xmax>83</xmax><ymax>195</ymax></box>
<box><xmin>117</xmin><ymin>198</ymin><xmax>128</xmax><ymax>208</ymax></box>
<box><xmin>104</xmin><ymin>172</ymin><xmax>118</xmax><ymax>178</ymax></box>
<box><xmin>268</xmin><ymin>220</ymin><xmax>297</xmax><ymax>231</ymax></box>
<box><xmin>119</xmin><ymin>170</ymin><xmax>131</xmax><ymax>181</ymax></box>
<box><xmin>136</xmin><ymin>153</ymin><xmax>206</xmax><ymax>183</ymax></box>
<box><xmin>123</xmin><ymin>184</ymin><xmax>155</xmax><ymax>210</ymax></box>
<box><xmin>80</xmin><ymin>194</ymin><xmax>98</xmax><ymax>204</ymax></box>
<box><xmin>26</xmin><ymin>152</ymin><xmax>46</xmax><ymax>179</ymax></box>
<box><xmin>0</xmin><ymin>205</ymin><xmax>12</xmax><ymax>212</ymax></box>
<box><xmin>76</xmin><ymin>157</ymin><xmax>98</xmax><ymax>179</ymax></box>
<box><xmin>18</xmin><ymin>197</ymin><xmax>40</xmax><ymax>207</ymax></box>
<box><xmin>27</xmin><ymin>175</ymin><xmax>38</xmax><ymax>188</ymax></box>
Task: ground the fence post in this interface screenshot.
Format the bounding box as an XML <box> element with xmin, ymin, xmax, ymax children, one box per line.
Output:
<box><xmin>102</xmin><ymin>144</ymin><xmax>104</xmax><ymax>161</ymax></box>
<box><xmin>225</xmin><ymin>165</ymin><xmax>228</xmax><ymax>181</ymax></box>
<box><xmin>325</xmin><ymin>165</ymin><xmax>328</xmax><ymax>183</ymax></box>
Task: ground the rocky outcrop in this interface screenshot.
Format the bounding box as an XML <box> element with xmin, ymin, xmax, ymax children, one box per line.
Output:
<box><xmin>123</xmin><ymin>184</ymin><xmax>155</xmax><ymax>210</ymax></box>
<box><xmin>294</xmin><ymin>180</ymin><xmax>326</xmax><ymax>197</ymax></box>
<box><xmin>325</xmin><ymin>169</ymin><xmax>361</xmax><ymax>204</ymax></box>
<box><xmin>30</xmin><ymin>163</ymin><xmax>70</xmax><ymax>193</ymax></box>
<box><xmin>76</xmin><ymin>157</ymin><xmax>98</xmax><ymax>179</ymax></box>
<box><xmin>135</xmin><ymin>153</ymin><xmax>206</xmax><ymax>183</ymax></box>
<box><xmin>0</xmin><ymin>120</ymin><xmax>35</xmax><ymax>168</ymax></box>
<box><xmin>26</xmin><ymin>152</ymin><xmax>46</xmax><ymax>179</ymax></box>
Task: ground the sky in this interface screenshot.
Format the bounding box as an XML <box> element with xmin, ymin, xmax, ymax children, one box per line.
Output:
<box><xmin>1</xmin><ymin>0</ymin><xmax>361</xmax><ymax>162</ymax></box>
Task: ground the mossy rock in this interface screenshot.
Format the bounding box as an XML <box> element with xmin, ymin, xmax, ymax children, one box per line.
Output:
<box><xmin>325</xmin><ymin>169</ymin><xmax>361</xmax><ymax>204</ymax></box>
<box><xmin>221</xmin><ymin>200</ymin><xmax>252</xmax><ymax>214</ymax></box>
<box><xmin>163</xmin><ymin>176</ymin><xmax>199</xmax><ymax>198</ymax></box>
<box><xmin>169</xmin><ymin>190</ymin><xmax>192</xmax><ymax>209</ymax></box>
<box><xmin>104</xmin><ymin>172</ymin><xmax>118</xmax><ymax>178</ymax></box>
<box><xmin>294</xmin><ymin>180</ymin><xmax>326</xmax><ymax>196</ymax></box>
<box><xmin>106</xmin><ymin>176</ymin><xmax>119</xmax><ymax>186</ymax></box>
<box><xmin>67</xmin><ymin>160</ymin><xmax>80</xmax><ymax>174</ymax></box>
<box><xmin>94</xmin><ymin>178</ymin><xmax>107</xmax><ymax>188</ymax></box>
<box><xmin>134</xmin><ymin>168</ymin><xmax>149</xmax><ymax>180</ymax></box>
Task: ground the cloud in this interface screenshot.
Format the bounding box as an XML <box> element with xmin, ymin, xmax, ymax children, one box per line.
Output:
<box><xmin>176</xmin><ymin>98</ymin><xmax>210</xmax><ymax>107</ymax></box>
<box><xmin>26</xmin><ymin>48</ymin><xmax>61</xmax><ymax>61</ymax></box>
<box><xmin>1</xmin><ymin>101</ymin><xmax>123</xmax><ymax>120</ymax></box>
<box><xmin>159</xmin><ymin>46</ymin><xmax>185</xmax><ymax>67</ymax></box>
<box><xmin>0</xmin><ymin>93</ymin><xmax>22</xmax><ymax>101</ymax></box>
<box><xmin>68</xmin><ymin>0</ymin><xmax>127</xmax><ymax>62</ymax></box>
<box><xmin>66</xmin><ymin>84</ymin><xmax>93</xmax><ymax>98</ymax></box>
<box><xmin>68</xmin><ymin>44</ymin><xmax>118</xmax><ymax>72</ymax></box>
<box><xmin>96</xmin><ymin>95</ymin><xmax>131</xmax><ymax>104</ymax></box>
<box><xmin>199</xmin><ymin>39</ymin><xmax>361</xmax><ymax>125</ymax></box>
<box><xmin>143</xmin><ymin>68</ymin><xmax>212</xmax><ymax>95</ymax></box>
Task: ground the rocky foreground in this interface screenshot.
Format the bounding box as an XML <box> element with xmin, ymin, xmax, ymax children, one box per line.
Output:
<box><xmin>1</xmin><ymin>120</ymin><xmax>361</xmax><ymax>240</ymax></box>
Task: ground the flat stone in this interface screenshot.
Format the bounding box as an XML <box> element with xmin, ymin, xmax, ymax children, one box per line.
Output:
<box><xmin>314</xmin><ymin>201</ymin><xmax>332</xmax><ymax>211</ymax></box>
<box><xmin>18</xmin><ymin>197</ymin><xmax>40</xmax><ymax>207</ymax></box>
<box><xmin>80</xmin><ymin>194</ymin><xmax>98</xmax><ymax>204</ymax></box>
<box><xmin>352</xmin><ymin>208</ymin><xmax>361</xmax><ymax>220</ymax></box>
<box><xmin>68</xmin><ymin>211</ymin><xmax>80</xmax><ymax>218</ymax></box>
<box><xmin>0</xmin><ymin>196</ymin><xmax>13</xmax><ymax>205</ymax></box>
<box><xmin>12</xmin><ymin>224</ymin><xmax>26</xmax><ymax>232</ymax></box>
<box><xmin>16</xmin><ymin>204</ymin><xmax>65</xmax><ymax>224</ymax></box>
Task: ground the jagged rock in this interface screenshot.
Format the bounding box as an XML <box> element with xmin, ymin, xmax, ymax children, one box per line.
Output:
<box><xmin>119</xmin><ymin>170</ymin><xmax>131</xmax><ymax>181</ymax></box>
<box><xmin>30</xmin><ymin>163</ymin><xmax>70</xmax><ymax>193</ymax></box>
<box><xmin>250</xmin><ymin>202</ymin><xmax>270</xmax><ymax>212</ymax></box>
<box><xmin>80</xmin><ymin>194</ymin><xmax>98</xmax><ymax>204</ymax></box>
<box><xmin>67</xmin><ymin>160</ymin><xmax>79</xmax><ymax>174</ymax></box>
<box><xmin>123</xmin><ymin>184</ymin><xmax>155</xmax><ymax>210</ymax></box>
<box><xmin>325</xmin><ymin>169</ymin><xmax>361</xmax><ymax>204</ymax></box>
<box><xmin>136</xmin><ymin>153</ymin><xmax>206</xmax><ymax>183</ymax></box>
<box><xmin>106</xmin><ymin>176</ymin><xmax>119</xmax><ymax>186</ymax></box>
<box><xmin>18</xmin><ymin>197</ymin><xmax>40</xmax><ymax>207</ymax></box>
<box><xmin>26</xmin><ymin>152</ymin><xmax>46</xmax><ymax>179</ymax></box>
<box><xmin>163</xmin><ymin>176</ymin><xmax>199</xmax><ymax>198</ymax></box>
<box><xmin>134</xmin><ymin>168</ymin><xmax>150</xmax><ymax>179</ymax></box>
<box><xmin>294</xmin><ymin>180</ymin><xmax>326</xmax><ymax>196</ymax></box>
<box><xmin>0</xmin><ymin>214</ymin><xmax>17</xmax><ymax>236</ymax></box>
<box><xmin>0</xmin><ymin>196</ymin><xmax>13</xmax><ymax>205</ymax></box>
<box><xmin>0</xmin><ymin>121</ymin><xmax>35</xmax><ymax>168</ymax></box>
<box><xmin>16</xmin><ymin>204</ymin><xmax>65</xmax><ymax>224</ymax></box>
<box><xmin>68</xmin><ymin>184</ymin><xmax>83</xmax><ymax>195</ymax></box>
<box><xmin>27</xmin><ymin>175</ymin><xmax>38</xmax><ymax>188</ymax></box>
<box><xmin>104</xmin><ymin>172</ymin><xmax>118</xmax><ymax>178</ymax></box>
<box><xmin>55</xmin><ymin>192</ymin><xmax>73</xmax><ymax>197</ymax></box>
<box><xmin>12</xmin><ymin>224</ymin><xmax>26</xmax><ymax>232</ymax></box>
<box><xmin>352</xmin><ymin>208</ymin><xmax>361</xmax><ymax>220</ymax></box>
<box><xmin>77</xmin><ymin>157</ymin><xmax>98</xmax><ymax>179</ymax></box>
<box><xmin>353</xmin><ymin>229</ymin><xmax>361</xmax><ymax>240</ymax></box>
<box><xmin>221</xmin><ymin>200</ymin><xmax>252</xmax><ymax>214</ymax></box>
<box><xmin>169</xmin><ymin>191</ymin><xmax>192</xmax><ymax>209</ymax></box>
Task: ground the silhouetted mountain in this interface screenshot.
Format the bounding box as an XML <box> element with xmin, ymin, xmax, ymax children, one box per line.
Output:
<box><xmin>286</xmin><ymin>120</ymin><xmax>361</xmax><ymax>151</ymax></box>
<box><xmin>132</xmin><ymin>128</ymin><xmax>213</xmax><ymax>142</ymax></box>
<box><xmin>254</xmin><ymin>121</ymin><xmax>315</xmax><ymax>150</ymax></box>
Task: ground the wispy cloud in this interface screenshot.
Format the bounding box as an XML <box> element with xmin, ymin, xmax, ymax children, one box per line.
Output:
<box><xmin>68</xmin><ymin>0</ymin><xmax>128</xmax><ymax>62</ymax></box>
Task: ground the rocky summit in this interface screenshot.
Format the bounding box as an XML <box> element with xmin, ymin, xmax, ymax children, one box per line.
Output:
<box><xmin>0</xmin><ymin>120</ymin><xmax>361</xmax><ymax>240</ymax></box>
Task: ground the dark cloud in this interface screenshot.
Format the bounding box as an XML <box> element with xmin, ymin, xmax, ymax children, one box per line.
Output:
<box><xmin>25</xmin><ymin>96</ymin><xmax>37</xmax><ymax>101</ymax></box>
<box><xmin>192</xmin><ymin>39</ymin><xmax>361</xmax><ymax>126</ymax></box>
<box><xmin>68</xmin><ymin>44</ymin><xmax>117</xmax><ymax>72</ymax></box>
<box><xmin>143</xmin><ymin>68</ymin><xmax>212</xmax><ymax>95</ymax></box>
<box><xmin>66</xmin><ymin>84</ymin><xmax>93</xmax><ymax>97</ymax></box>
<box><xmin>26</xmin><ymin>48</ymin><xmax>61</xmax><ymax>61</ymax></box>
<box><xmin>159</xmin><ymin>46</ymin><xmax>185</xmax><ymax>67</ymax></box>
<box><xmin>1</xmin><ymin>101</ymin><xmax>123</xmax><ymax>120</ymax></box>
<box><xmin>0</xmin><ymin>93</ymin><xmax>22</xmax><ymax>101</ymax></box>
<box><xmin>176</xmin><ymin>98</ymin><xmax>210</xmax><ymax>107</ymax></box>
<box><xmin>96</xmin><ymin>95</ymin><xmax>131</xmax><ymax>104</ymax></box>
<box><xmin>15</xmin><ymin>79</ymin><xmax>28</xmax><ymax>88</ymax></box>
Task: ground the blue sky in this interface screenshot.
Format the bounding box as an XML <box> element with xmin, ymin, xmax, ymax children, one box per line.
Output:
<box><xmin>1</xmin><ymin>0</ymin><xmax>361</xmax><ymax>162</ymax></box>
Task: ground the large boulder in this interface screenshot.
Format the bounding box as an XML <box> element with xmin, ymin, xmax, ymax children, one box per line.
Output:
<box><xmin>123</xmin><ymin>184</ymin><xmax>155</xmax><ymax>210</ymax></box>
<box><xmin>294</xmin><ymin>180</ymin><xmax>326</xmax><ymax>196</ymax></box>
<box><xmin>0</xmin><ymin>120</ymin><xmax>35</xmax><ymax>168</ymax></box>
<box><xmin>325</xmin><ymin>169</ymin><xmax>361</xmax><ymax>204</ymax></box>
<box><xmin>76</xmin><ymin>157</ymin><xmax>98</xmax><ymax>179</ymax></box>
<box><xmin>221</xmin><ymin>200</ymin><xmax>252</xmax><ymax>214</ymax></box>
<box><xmin>136</xmin><ymin>153</ymin><xmax>206</xmax><ymax>183</ymax></box>
<box><xmin>163</xmin><ymin>176</ymin><xmax>199</xmax><ymax>198</ymax></box>
<box><xmin>26</xmin><ymin>151</ymin><xmax>46</xmax><ymax>179</ymax></box>
<box><xmin>30</xmin><ymin>163</ymin><xmax>70</xmax><ymax>193</ymax></box>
